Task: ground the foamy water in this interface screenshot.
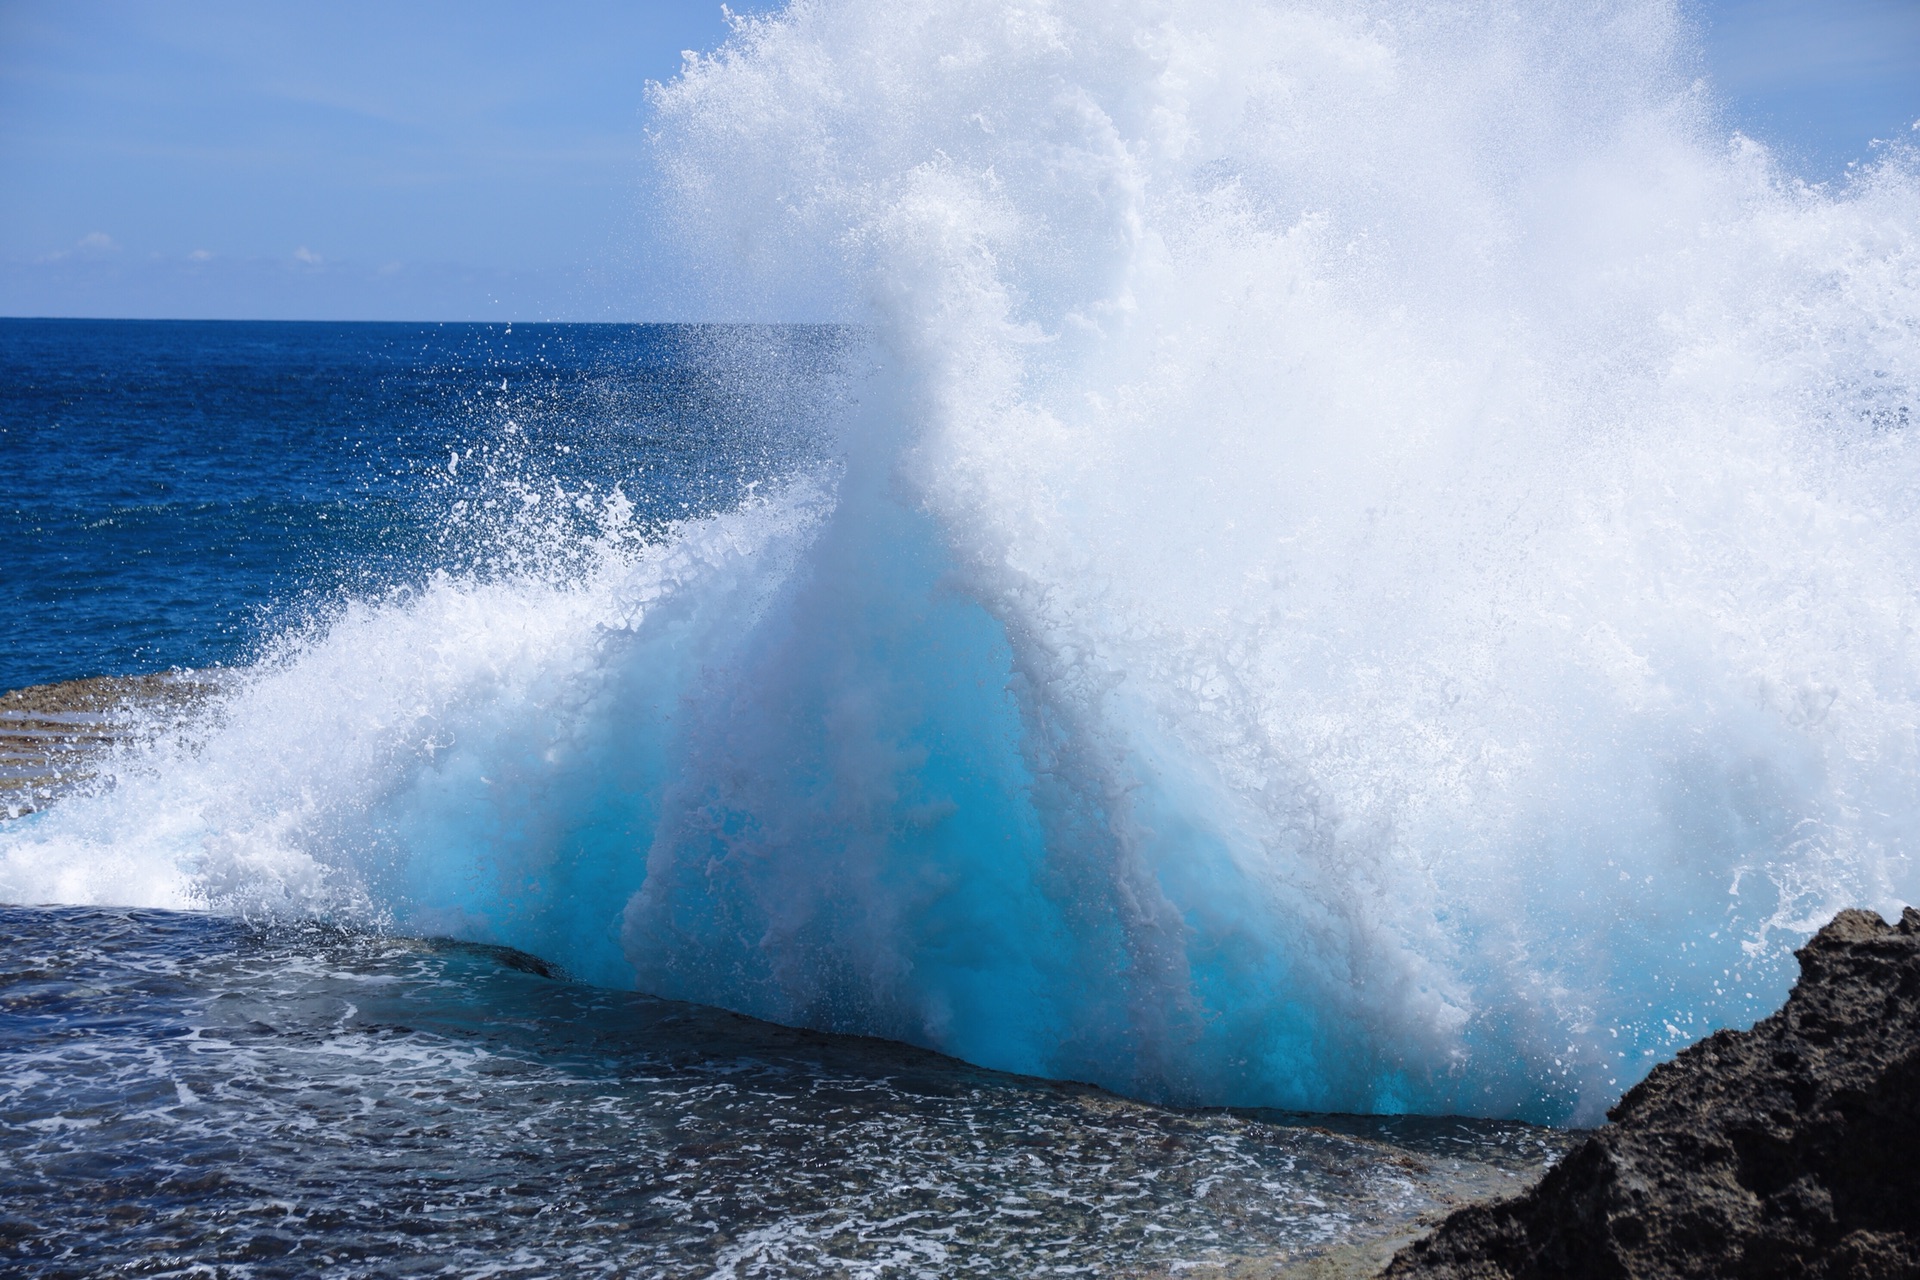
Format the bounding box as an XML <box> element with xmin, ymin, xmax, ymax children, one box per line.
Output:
<box><xmin>0</xmin><ymin>905</ymin><xmax>1571</xmax><ymax>1277</ymax></box>
<box><xmin>5</xmin><ymin>0</ymin><xmax>1918</xmax><ymax>1123</ymax></box>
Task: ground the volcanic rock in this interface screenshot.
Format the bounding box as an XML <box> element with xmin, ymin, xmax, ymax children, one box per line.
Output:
<box><xmin>1381</xmin><ymin>907</ymin><xmax>1920</xmax><ymax>1279</ymax></box>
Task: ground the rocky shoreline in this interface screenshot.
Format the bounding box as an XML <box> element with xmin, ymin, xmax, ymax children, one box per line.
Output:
<box><xmin>1381</xmin><ymin>907</ymin><xmax>1920</xmax><ymax>1279</ymax></box>
<box><xmin>0</xmin><ymin>671</ymin><xmax>220</xmax><ymax>818</ymax></box>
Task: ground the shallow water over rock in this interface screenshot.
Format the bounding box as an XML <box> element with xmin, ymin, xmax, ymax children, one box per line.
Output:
<box><xmin>0</xmin><ymin>905</ymin><xmax>1570</xmax><ymax>1278</ymax></box>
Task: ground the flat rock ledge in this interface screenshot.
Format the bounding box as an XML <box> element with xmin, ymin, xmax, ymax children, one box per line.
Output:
<box><xmin>1</xmin><ymin>672</ymin><xmax>220</xmax><ymax>818</ymax></box>
<box><xmin>1382</xmin><ymin>907</ymin><xmax>1920</xmax><ymax>1280</ymax></box>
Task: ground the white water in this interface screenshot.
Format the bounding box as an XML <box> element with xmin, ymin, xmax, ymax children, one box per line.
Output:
<box><xmin>5</xmin><ymin>0</ymin><xmax>1919</xmax><ymax>1122</ymax></box>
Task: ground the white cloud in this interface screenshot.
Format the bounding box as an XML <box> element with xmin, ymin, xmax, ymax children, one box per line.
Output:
<box><xmin>293</xmin><ymin>246</ymin><xmax>323</xmax><ymax>265</ymax></box>
<box><xmin>34</xmin><ymin>232</ymin><xmax>121</xmax><ymax>263</ymax></box>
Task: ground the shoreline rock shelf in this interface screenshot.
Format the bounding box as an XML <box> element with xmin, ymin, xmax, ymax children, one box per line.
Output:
<box><xmin>1382</xmin><ymin>907</ymin><xmax>1920</xmax><ymax>1279</ymax></box>
<box><xmin>0</xmin><ymin>672</ymin><xmax>219</xmax><ymax>819</ymax></box>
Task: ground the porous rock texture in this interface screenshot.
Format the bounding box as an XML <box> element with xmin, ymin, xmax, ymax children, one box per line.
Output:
<box><xmin>1381</xmin><ymin>907</ymin><xmax>1920</xmax><ymax>1279</ymax></box>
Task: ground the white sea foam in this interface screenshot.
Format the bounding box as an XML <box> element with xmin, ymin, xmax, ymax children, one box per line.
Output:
<box><xmin>5</xmin><ymin>0</ymin><xmax>1918</xmax><ymax>1121</ymax></box>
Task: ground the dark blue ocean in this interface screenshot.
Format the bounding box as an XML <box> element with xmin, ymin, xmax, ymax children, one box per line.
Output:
<box><xmin>0</xmin><ymin>318</ymin><xmax>834</xmax><ymax>692</ymax></box>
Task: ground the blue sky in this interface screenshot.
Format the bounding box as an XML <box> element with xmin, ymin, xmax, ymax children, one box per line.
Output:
<box><xmin>1703</xmin><ymin>0</ymin><xmax>1920</xmax><ymax>173</ymax></box>
<box><xmin>1</xmin><ymin>0</ymin><xmax>1915</xmax><ymax>321</ymax></box>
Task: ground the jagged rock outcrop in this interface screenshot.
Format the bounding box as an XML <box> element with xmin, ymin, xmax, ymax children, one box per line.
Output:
<box><xmin>1382</xmin><ymin>907</ymin><xmax>1920</xmax><ymax>1280</ymax></box>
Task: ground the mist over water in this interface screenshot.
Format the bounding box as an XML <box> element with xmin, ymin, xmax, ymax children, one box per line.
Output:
<box><xmin>5</xmin><ymin>0</ymin><xmax>1919</xmax><ymax>1123</ymax></box>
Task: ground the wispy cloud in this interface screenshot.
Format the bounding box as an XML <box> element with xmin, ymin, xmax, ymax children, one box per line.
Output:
<box><xmin>34</xmin><ymin>231</ymin><xmax>120</xmax><ymax>263</ymax></box>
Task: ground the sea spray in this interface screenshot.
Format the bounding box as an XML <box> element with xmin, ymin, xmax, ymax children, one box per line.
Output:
<box><xmin>4</xmin><ymin>0</ymin><xmax>1918</xmax><ymax>1122</ymax></box>
<box><xmin>0</xmin><ymin>476</ymin><xmax>835</xmax><ymax>988</ymax></box>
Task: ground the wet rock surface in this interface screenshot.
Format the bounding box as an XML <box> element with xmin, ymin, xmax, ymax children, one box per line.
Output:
<box><xmin>1382</xmin><ymin>907</ymin><xmax>1920</xmax><ymax>1279</ymax></box>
